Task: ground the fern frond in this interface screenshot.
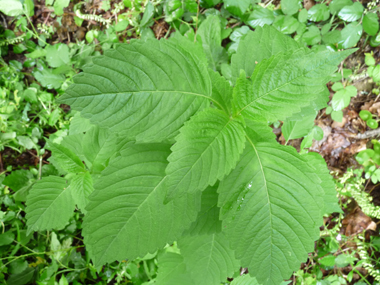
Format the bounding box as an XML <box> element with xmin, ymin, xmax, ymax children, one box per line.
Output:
<box><xmin>74</xmin><ymin>3</ymin><xmax>111</xmax><ymax>28</ymax></box>
<box><xmin>357</xmin><ymin>235</ymin><xmax>380</xmax><ymax>281</ymax></box>
<box><xmin>338</xmin><ymin>169</ymin><xmax>380</xmax><ymax>219</ymax></box>
<box><xmin>0</xmin><ymin>35</ymin><xmax>25</xmax><ymax>46</ymax></box>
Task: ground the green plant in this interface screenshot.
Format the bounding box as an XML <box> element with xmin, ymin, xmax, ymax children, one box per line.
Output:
<box><xmin>22</xmin><ymin>25</ymin><xmax>353</xmax><ymax>285</ymax></box>
<box><xmin>0</xmin><ymin>167</ymin><xmax>158</xmax><ymax>284</ymax></box>
<box><xmin>357</xmin><ymin>234</ymin><xmax>380</xmax><ymax>282</ymax></box>
<box><xmin>359</xmin><ymin>109</ymin><xmax>379</xmax><ymax>129</ymax></box>
<box><xmin>0</xmin><ymin>59</ymin><xmax>70</xmax><ymax>153</ymax></box>
<box><xmin>294</xmin><ymin>171</ymin><xmax>380</xmax><ymax>285</ymax></box>
<box><xmin>338</xmin><ymin>168</ymin><xmax>380</xmax><ymax>218</ymax></box>
<box><xmin>356</xmin><ymin>141</ymin><xmax>380</xmax><ymax>183</ymax></box>
<box><xmin>364</xmin><ymin>52</ymin><xmax>380</xmax><ymax>98</ymax></box>
<box><xmin>326</xmin><ymin>82</ymin><xmax>357</xmax><ymax>122</ymax></box>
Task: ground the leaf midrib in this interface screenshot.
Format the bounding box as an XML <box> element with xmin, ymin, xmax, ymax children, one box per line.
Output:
<box><xmin>66</xmin><ymin>87</ymin><xmax>226</xmax><ymax>112</ymax></box>
<box><xmin>245</xmin><ymin>136</ymin><xmax>273</xmax><ymax>278</ymax></box>
<box><xmin>168</xmin><ymin>115</ymin><xmax>235</xmax><ymax>195</ymax></box>
<box><xmin>53</xmin><ymin>144</ymin><xmax>85</xmax><ymax>172</ymax></box>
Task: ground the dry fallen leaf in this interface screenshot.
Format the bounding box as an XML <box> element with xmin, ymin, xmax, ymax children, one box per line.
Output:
<box><xmin>341</xmin><ymin>208</ymin><xmax>374</xmax><ymax>236</ymax></box>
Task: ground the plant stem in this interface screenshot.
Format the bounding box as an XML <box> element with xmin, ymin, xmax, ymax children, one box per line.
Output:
<box><xmin>194</xmin><ymin>0</ymin><xmax>200</xmax><ymax>42</ymax></box>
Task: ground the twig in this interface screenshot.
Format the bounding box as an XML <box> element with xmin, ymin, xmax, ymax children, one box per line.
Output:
<box><xmin>38</xmin><ymin>156</ymin><xmax>42</xmax><ymax>180</ymax></box>
<box><xmin>357</xmin><ymin>128</ymin><xmax>380</xmax><ymax>139</ymax></box>
<box><xmin>43</xmin><ymin>12</ymin><xmax>51</xmax><ymax>25</ymax></box>
<box><xmin>229</xmin><ymin>22</ymin><xmax>241</xmax><ymax>29</ymax></box>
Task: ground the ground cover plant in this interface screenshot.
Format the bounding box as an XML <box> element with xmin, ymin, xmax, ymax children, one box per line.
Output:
<box><xmin>23</xmin><ymin>24</ymin><xmax>354</xmax><ymax>284</ymax></box>
<box><xmin>1</xmin><ymin>0</ymin><xmax>380</xmax><ymax>284</ymax></box>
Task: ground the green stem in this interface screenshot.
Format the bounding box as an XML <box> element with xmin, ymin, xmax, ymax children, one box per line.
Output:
<box><xmin>194</xmin><ymin>0</ymin><xmax>200</xmax><ymax>42</ymax></box>
<box><xmin>25</xmin><ymin>16</ymin><xmax>48</xmax><ymax>45</ymax></box>
<box><xmin>353</xmin><ymin>268</ymin><xmax>372</xmax><ymax>285</ymax></box>
<box><xmin>143</xmin><ymin>260</ymin><xmax>152</xmax><ymax>280</ymax></box>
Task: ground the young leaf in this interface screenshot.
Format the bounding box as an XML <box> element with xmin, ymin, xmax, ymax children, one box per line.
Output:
<box><xmin>301</xmin><ymin>26</ymin><xmax>321</xmax><ymax>46</ymax></box>
<box><xmin>58</xmin><ymin>39</ymin><xmax>213</xmax><ymax>142</ymax></box>
<box><xmin>338</xmin><ymin>2</ymin><xmax>364</xmax><ymax>22</ymax></box>
<box><xmin>282</xmin><ymin>112</ymin><xmax>316</xmax><ymax>141</ymax></box>
<box><xmin>23</xmin><ymin>0</ymin><xmax>34</xmax><ymax>17</ymax></box>
<box><xmin>298</xmin><ymin>8</ymin><xmax>308</xmax><ymax>22</ymax></box>
<box><xmin>246</xmin><ymin>6</ymin><xmax>275</xmax><ymax>28</ymax></box>
<box><xmin>3</xmin><ymin>170</ymin><xmax>34</xmax><ymax>202</ymax></box>
<box><xmin>70</xmin><ymin>172</ymin><xmax>94</xmax><ymax>213</ymax></box>
<box><xmin>208</xmin><ymin>69</ymin><xmax>233</xmax><ymax>114</ymax></box>
<box><xmin>331</xmin><ymin>85</ymin><xmax>357</xmax><ymax>111</ymax></box>
<box><xmin>60</xmin><ymin>133</ymin><xmax>86</xmax><ymax>164</ymax></box>
<box><xmin>197</xmin><ymin>15</ymin><xmax>228</xmax><ymax>71</ymax></box>
<box><xmin>232</xmin><ymin>48</ymin><xmax>355</xmax><ymax>122</ymax></box>
<box><xmin>272</xmin><ymin>15</ymin><xmax>299</xmax><ymax>35</ymax></box>
<box><xmin>33</xmin><ymin>68</ymin><xmax>64</xmax><ymax>89</ymax></box>
<box><xmin>26</xmin><ymin>176</ymin><xmax>75</xmax><ymax>234</ymax></box>
<box><xmin>329</xmin><ymin>0</ymin><xmax>353</xmax><ymax>13</ymax></box>
<box><xmin>47</xmin><ymin>142</ymin><xmax>86</xmax><ymax>174</ymax></box>
<box><xmin>231</xmin><ymin>25</ymin><xmax>300</xmax><ymax>82</ymax></box>
<box><xmin>338</xmin><ymin>22</ymin><xmax>363</xmax><ymax>49</ymax></box>
<box><xmin>140</xmin><ymin>1</ymin><xmax>154</xmax><ymax>27</ymax></box>
<box><xmin>281</xmin><ymin>0</ymin><xmax>301</xmax><ymax>15</ymax></box>
<box><xmin>231</xmin><ymin>274</ymin><xmax>260</xmax><ymax>285</ymax></box>
<box><xmin>223</xmin><ymin>0</ymin><xmax>250</xmax><ymax>16</ymax></box>
<box><xmin>83</xmin><ymin>143</ymin><xmax>201</xmax><ymax>266</ymax></box>
<box><xmin>178</xmin><ymin>232</ymin><xmax>239</xmax><ymax>285</ymax></box>
<box><xmin>185</xmin><ymin>184</ymin><xmax>222</xmax><ymax>235</ymax></box>
<box><xmin>322</xmin><ymin>30</ymin><xmax>342</xmax><ymax>44</ymax></box>
<box><xmin>165</xmin><ymin>108</ymin><xmax>246</xmax><ymax>201</ymax></box>
<box><xmin>53</xmin><ymin>0</ymin><xmax>70</xmax><ymax>16</ymax></box>
<box><xmin>363</xmin><ymin>13</ymin><xmax>380</xmax><ymax>36</ymax></box>
<box><xmin>82</xmin><ymin>126</ymin><xmax>118</xmax><ymax>173</ymax></box>
<box><xmin>45</xmin><ymin>44</ymin><xmax>70</xmax><ymax>68</ymax></box>
<box><xmin>3</xmin><ymin>169</ymin><xmax>33</xmax><ymax>192</ymax></box>
<box><xmin>69</xmin><ymin>112</ymin><xmax>93</xmax><ymax>135</ymax></box>
<box><xmin>156</xmin><ymin>252</ymin><xmax>194</xmax><ymax>285</ymax></box>
<box><xmin>218</xmin><ymin>142</ymin><xmax>324</xmax><ymax>285</ymax></box>
<box><xmin>308</xmin><ymin>4</ymin><xmax>330</xmax><ymax>22</ymax></box>
<box><xmin>244</xmin><ymin>119</ymin><xmax>277</xmax><ymax>144</ymax></box>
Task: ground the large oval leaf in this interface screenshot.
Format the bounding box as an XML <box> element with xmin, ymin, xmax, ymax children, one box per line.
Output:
<box><xmin>59</xmin><ymin>38</ymin><xmax>212</xmax><ymax>142</ymax></box>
